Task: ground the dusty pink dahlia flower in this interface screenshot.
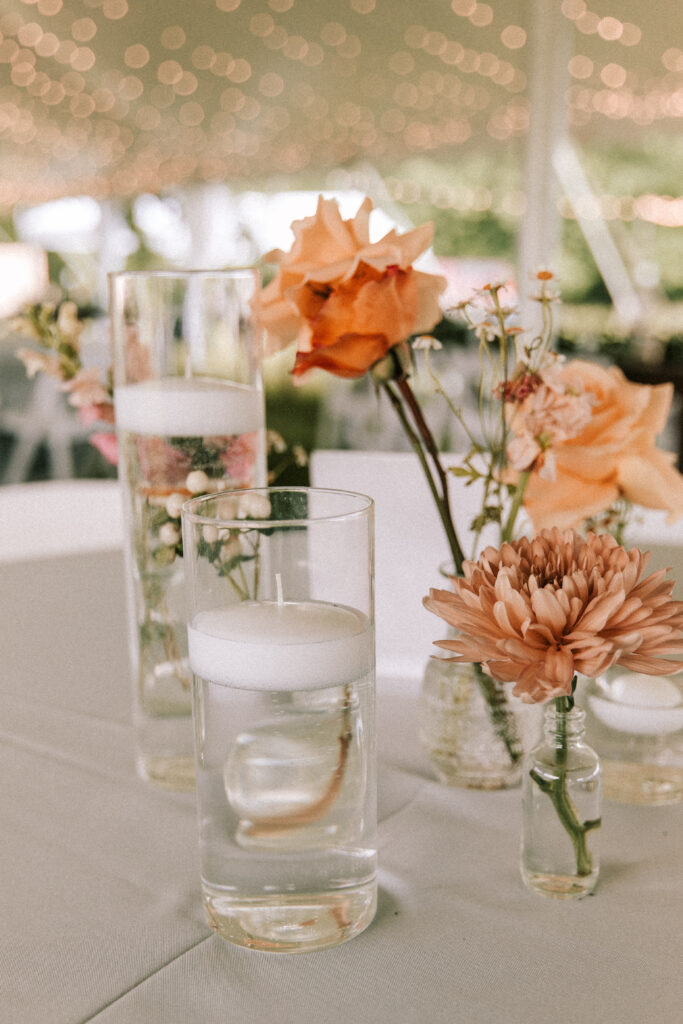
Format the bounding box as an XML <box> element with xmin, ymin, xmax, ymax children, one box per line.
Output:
<box><xmin>423</xmin><ymin>528</ymin><xmax>683</xmax><ymax>704</ymax></box>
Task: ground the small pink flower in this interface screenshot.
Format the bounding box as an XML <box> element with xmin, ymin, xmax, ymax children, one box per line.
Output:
<box><xmin>63</xmin><ymin>367</ymin><xmax>111</xmax><ymax>408</ymax></box>
<box><xmin>505</xmin><ymin>368</ymin><xmax>593</xmax><ymax>476</ymax></box>
<box><xmin>90</xmin><ymin>432</ymin><xmax>119</xmax><ymax>466</ymax></box>
<box><xmin>220</xmin><ymin>432</ymin><xmax>259</xmax><ymax>485</ymax></box>
<box><xmin>137</xmin><ymin>436</ymin><xmax>193</xmax><ymax>487</ymax></box>
<box><xmin>78</xmin><ymin>401</ymin><xmax>115</xmax><ymax>427</ymax></box>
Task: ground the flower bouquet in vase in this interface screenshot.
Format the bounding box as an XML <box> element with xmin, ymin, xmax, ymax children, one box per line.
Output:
<box><xmin>250</xmin><ymin>194</ymin><xmax>683</xmax><ymax>794</ymax></box>
<box><xmin>413</xmin><ymin>271</ymin><xmax>683</xmax><ymax>791</ymax></box>
<box><xmin>508</xmin><ymin>353</ymin><xmax>683</xmax><ymax>805</ymax></box>
<box><xmin>424</xmin><ymin>528</ymin><xmax>683</xmax><ymax>897</ymax></box>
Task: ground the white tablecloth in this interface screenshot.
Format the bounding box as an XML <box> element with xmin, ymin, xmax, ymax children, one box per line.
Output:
<box><xmin>1</xmin><ymin>549</ymin><xmax>681</xmax><ymax>1024</ymax></box>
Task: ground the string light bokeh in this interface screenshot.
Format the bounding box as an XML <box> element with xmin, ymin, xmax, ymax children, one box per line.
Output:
<box><xmin>0</xmin><ymin>0</ymin><xmax>681</xmax><ymax>229</ymax></box>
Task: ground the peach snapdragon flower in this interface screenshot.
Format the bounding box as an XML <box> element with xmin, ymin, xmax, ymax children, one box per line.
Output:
<box><xmin>251</xmin><ymin>195</ymin><xmax>446</xmax><ymax>378</ymax></box>
<box><xmin>16</xmin><ymin>347</ymin><xmax>63</xmax><ymax>380</ymax></box>
<box><xmin>522</xmin><ymin>361</ymin><xmax>683</xmax><ymax>528</ymax></box>
<box><xmin>424</xmin><ymin>528</ymin><xmax>683</xmax><ymax>704</ymax></box>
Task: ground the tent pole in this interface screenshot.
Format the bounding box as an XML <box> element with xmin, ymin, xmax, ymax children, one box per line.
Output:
<box><xmin>517</xmin><ymin>0</ymin><xmax>572</xmax><ymax>337</ymax></box>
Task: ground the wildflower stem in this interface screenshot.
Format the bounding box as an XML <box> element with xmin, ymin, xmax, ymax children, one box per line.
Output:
<box><xmin>501</xmin><ymin>471</ymin><xmax>530</xmax><ymax>544</ymax></box>
<box><xmin>382</xmin><ymin>379</ymin><xmax>465</xmax><ymax>574</ymax></box>
<box><xmin>384</xmin><ymin>363</ymin><xmax>521</xmax><ymax>765</ymax></box>
<box><xmin>394</xmin><ymin>374</ymin><xmax>466</xmax><ymax>573</ymax></box>
<box><xmin>243</xmin><ymin>685</ymin><xmax>354</xmax><ymax>837</ymax></box>
<box><xmin>474</xmin><ymin>664</ymin><xmax>523</xmax><ymax>764</ymax></box>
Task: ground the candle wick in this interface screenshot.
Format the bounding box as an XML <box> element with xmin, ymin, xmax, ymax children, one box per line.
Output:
<box><xmin>275</xmin><ymin>573</ymin><xmax>284</xmax><ymax>607</ymax></box>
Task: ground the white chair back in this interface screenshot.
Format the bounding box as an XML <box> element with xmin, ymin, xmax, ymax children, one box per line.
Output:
<box><xmin>0</xmin><ymin>479</ymin><xmax>123</xmax><ymax>562</ymax></box>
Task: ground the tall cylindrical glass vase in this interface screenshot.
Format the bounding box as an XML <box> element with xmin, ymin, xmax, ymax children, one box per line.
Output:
<box><xmin>109</xmin><ymin>270</ymin><xmax>266</xmax><ymax>790</ymax></box>
<box><xmin>181</xmin><ymin>487</ymin><xmax>377</xmax><ymax>952</ymax></box>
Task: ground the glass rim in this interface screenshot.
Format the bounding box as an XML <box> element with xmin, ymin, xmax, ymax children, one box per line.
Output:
<box><xmin>107</xmin><ymin>267</ymin><xmax>257</xmax><ymax>282</ymax></box>
<box><xmin>181</xmin><ymin>486</ymin><xmax>374</xmax><ymax>529</ymax></box>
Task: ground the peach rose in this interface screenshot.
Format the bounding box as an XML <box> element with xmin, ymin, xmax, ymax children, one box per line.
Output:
<box><xmin>523</xmin><ymin>360</ymin><xmax>683</xmax><ymax>528</ymax></box>
<box><xmin>252</xmin><ymin>196</ymin><xmax>446</xmax><ymax>378</ymax></box>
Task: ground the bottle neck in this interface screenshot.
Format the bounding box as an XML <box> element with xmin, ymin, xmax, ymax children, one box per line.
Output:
<box><xmin>543</xmin><ymin>703</ymin><xmax>586</xmax><ymax>744</ymax></box>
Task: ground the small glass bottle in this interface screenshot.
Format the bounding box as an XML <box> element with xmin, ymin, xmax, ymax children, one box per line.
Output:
<box><xmin>520</xmin><ymin>702</ymin><xmax>602</xmax><ymax>899</ymax></box>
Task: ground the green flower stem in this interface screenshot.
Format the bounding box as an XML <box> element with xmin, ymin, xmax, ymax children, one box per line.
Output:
<box><xmin>501</xmin><ymin>470</ymin><xmax>531</xmax><ymax>544</ymax></box>
<box><xmin>382</xmin><ymin>379</ymin><xmax>464</xmax><ymax>574</ymax></box>
<box><xmin>530</xmin><ymin>694</ymin><xmax>601</xmax><ymax>877</ymax></box>
<box><xmin>393</xmin><ymin>375</ymin><xmax>466</xmax><ymax>573</ymax></box>
<box><xmin>474</xmin><ymin>664</ymin><xmax>523</xmax><ymax>764</ymax></box>
<box><xmin>382</xmin><ymin>367</ymin><xmax>521</xmax><ymax>766</ymax></box>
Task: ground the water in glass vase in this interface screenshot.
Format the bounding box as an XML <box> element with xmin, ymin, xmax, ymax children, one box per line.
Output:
<box><xmin>116</xmin><ymin>378</ymin><xmax>265</xmax><ymax>790</ymax></box>
<box><xmin>188</xmin><ymin>602</ymin><xmax>377</xmax><ymax>953</ymax></box>
<box><xmin>520</xmin><ymin>705</ymin><xmax>601</xmax><ymax>899</ymax></box>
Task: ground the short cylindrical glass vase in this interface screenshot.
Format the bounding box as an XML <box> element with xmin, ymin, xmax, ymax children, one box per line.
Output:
<box><xmin>521</xmin><ymin>703</ymin><xmax>602</xmax><ymax>900</ymax></box>
<box><xmin>418</xmin><ymin>653</ymin><xmax>542</xmax><ymax>789</ymax></box>
<box><xmin>181</xmin><ymin>487</ymin><xmax>377</xmax><ymax>953</ymax></box>
<box><xmin>109</xmin><ymin>270</ymin><xmax>266</xmax><ymax>790</ymax></box>
<box><xmin>418</xmin><ymin>563</ymin><xmax>542</xmax><ymax>789</ymax></box>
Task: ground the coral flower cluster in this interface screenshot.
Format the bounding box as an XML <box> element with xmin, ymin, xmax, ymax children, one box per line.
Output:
<box><xmin>14</xmin><ymin>299</ymin><xmax>118</xmax><ymax>464</ymax></box>
<box><xmin>505</xmin><ymin>361</ymin><xmax>594</xmax><ymax>481</ymax></box>
<box><xmin>424</xmin><ymin>528</ymin><xmax>683</xmax><ymax>704</ymax></box>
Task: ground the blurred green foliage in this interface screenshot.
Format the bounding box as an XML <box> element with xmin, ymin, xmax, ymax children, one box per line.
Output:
<box><xmin>385</xmin><ymin>136</ymin><xmax>683</xmax><ymax>303</ymax></box>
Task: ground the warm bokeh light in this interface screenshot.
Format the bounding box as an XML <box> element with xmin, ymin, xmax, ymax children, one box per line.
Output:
<box><xmin>0</xmin><ymin>0</ymin><xmax>678</xmax><ymax>212</ymax></box>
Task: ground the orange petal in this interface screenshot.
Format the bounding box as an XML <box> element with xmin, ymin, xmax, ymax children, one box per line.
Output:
<box><xmin>292</xmin><ymin>332</ymin><xmax>392</xmax><ymax>379</ymax></box>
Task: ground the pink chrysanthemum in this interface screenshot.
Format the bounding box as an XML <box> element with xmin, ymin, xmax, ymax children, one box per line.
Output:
<box><xmin>423</xmin><ymin>528</ymin><xmax>683</xmax><ymax>704</ymax></box>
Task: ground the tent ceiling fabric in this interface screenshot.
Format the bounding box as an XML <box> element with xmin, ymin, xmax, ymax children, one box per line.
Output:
<box><xmin>0</xmin><ymin>0</ymin><xmax>681</xmax><ymax>209</ymax></box>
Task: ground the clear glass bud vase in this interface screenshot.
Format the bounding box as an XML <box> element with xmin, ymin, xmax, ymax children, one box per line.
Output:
<box><xmin>521</xmin><ymin>703</ymin><xmax>602</xmax><ymax>899</ymax></box>
<box><xmin>418</xmin><ymin>640</ymin><xmax>542</xmax><ymax>790</ymax></box>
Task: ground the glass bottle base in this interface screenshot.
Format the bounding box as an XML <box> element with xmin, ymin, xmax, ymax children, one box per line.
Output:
<box><xmin>203</xmin><ymin>879</ymin><xmax>377</xmax><ymax>952</ymax></box>
<box><xmin>521</xmin><ymin>868</ymin><xmax>598</xmax><ymax>900</ymax></box>
<box><xmin>429</xmin><ymin>753</ymin><xmax>521</xmax><ymax>790</ymax></box>
<box><xmin>137</xmin><ymin>754</ymin><xmax>195</xmax><ymax>792</ymax></box>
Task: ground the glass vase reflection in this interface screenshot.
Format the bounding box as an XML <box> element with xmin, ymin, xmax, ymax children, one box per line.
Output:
<box><xmin>578</xmin><ymin>670</ymin><xmax>683</xmax><ymax>805</ymax></box>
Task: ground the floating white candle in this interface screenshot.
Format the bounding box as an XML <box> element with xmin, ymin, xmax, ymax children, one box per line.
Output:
<box><xmin>114</xmin><ymin>377</ymin><xmax>262</xmax><ymax>436</ymax></box>
<box><xmin>589</xmin><ymin>672</ymin><xmax>683</xmax><ymax>735</ymax></box>
<box><xmin>188</xmin><ymin>601</ymin><xmax>374</xmax><ymax>691</ymax></box>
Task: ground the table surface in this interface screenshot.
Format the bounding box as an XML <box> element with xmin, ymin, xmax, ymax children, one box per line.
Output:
<box><xmin>1</xmin><ymin>547</ymin><xmax>682</xmax><ymax>1024</ymax></box>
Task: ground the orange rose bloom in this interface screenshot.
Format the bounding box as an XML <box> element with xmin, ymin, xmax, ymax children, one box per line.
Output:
<box><xmin>251</xmin><ymin>196</ymin><xmax>446</xmax><ymax>378</ymax></box>
<box><xmin>523</xmin><ymin>360</ymin><xmax>683</xmax><ymax>528</ymax></box>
